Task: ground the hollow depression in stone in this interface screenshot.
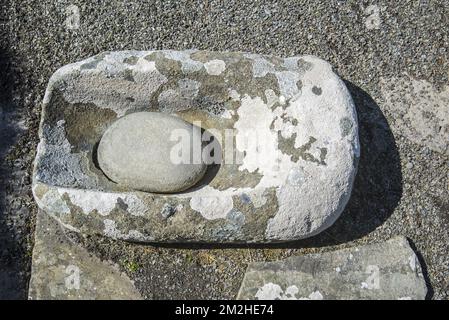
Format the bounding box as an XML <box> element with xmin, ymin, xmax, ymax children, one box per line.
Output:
<box><xmin>33</xmin><ymin>50</ymin><xmax>360</xmax><ymax>243</ymax></box>
<box><xmin>97</xmin><ymin>112</ymin><xmax>207</xmax><ymax>193</ymax></box>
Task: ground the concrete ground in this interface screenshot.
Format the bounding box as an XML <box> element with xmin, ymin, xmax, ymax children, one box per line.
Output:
<box><xmin>0</xmin><ymin>0</ymin><xmax>448</xmax><ymax>299</ymax></box>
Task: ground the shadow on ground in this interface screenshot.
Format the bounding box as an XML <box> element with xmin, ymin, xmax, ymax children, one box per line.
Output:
<box><xmin>407</xmin><ymin>237</ymin><xmax>434</xmax><ymax>299</ymax></box>
<box><xmin>296</xmin><ymin>80</ymin><xmax>404</xmax><ymax>248</ymax></box>
<box><xmin>0</xmin><ymin>48</ymin><xmax>29</xmax><ymax>299</ymax></box>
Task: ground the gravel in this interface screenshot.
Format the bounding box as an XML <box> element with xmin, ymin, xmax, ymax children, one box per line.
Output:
<box><xmin>0</xmin><ymin>0</ymin><xmax>447</xmax><ymax>299</ymax></box>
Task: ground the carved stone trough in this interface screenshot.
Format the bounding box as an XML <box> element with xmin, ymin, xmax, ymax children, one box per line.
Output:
<box><xmin>32</xmin><ymin>50</ymin><xmax>359</xmax><ymax>243</ymax></box>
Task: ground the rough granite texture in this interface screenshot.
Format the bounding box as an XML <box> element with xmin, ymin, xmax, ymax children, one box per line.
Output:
<box><xmin>0</xmin><ymin>0</ymin><xmax>448</xmax><ymax>299</ymax></box>
<box><xmin>32</xmin><ymin>50</ymin><xmax>359</xmax><ymax>243</ymax></box>
<box><xmin>237</xmin><ymin>236</ymin><xmax>428</xmax><ymax>300</ymax></box>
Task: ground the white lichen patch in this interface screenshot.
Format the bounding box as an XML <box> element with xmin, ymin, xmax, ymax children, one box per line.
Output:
<box><xmin>66</xmin><ymin>190</ymin><xmax>118</xmax><ymax>216</ymax></box>
<box><xmin>234</xmin><ymin>95</ymin><xmax>294</xmax><ymax>187</ymax></box>
<box><xmin>221</xmin><ymin>109</ymin><xmax>234</xmax><ymax>119</ymax></box>
<box><xmin>103</xmin><ymin>219</ymin><xmax>153</xmax><ymax>241</ymax></box>
<box><xmin>33</xmin><ymin>184</ymin><xmax>147</xmax><ymax>217</ymax></box>
<box><xmin>275</xmin><ymin>71</ymin><xmax>302</xmax><ymax>99</ymax></box>
<box><xmin>35</xmin><ymin>186</ymin><xmax>70</xmax><ymax>215</ymax></box>
<box><xmin>303</xmin><ymin>291</ymin><xmax>324</xmax><ymax>300</ymax></box>
<box><xmin>163</xmin><ymin>50</ymin><xmax>203</xmax><ymax>74</ymax></box>
<box><xmin>63</xmin><ymin>189</ymin><xmax>147</xmax><ymax>216</ymax></box>
<box><xmin>244</xmin><ymin>54</ymin><xmax>276</xmax><ymax>77</ymax></box>
<box><xmin>283</xmin><ymin>285</ymin><xmax>299</xmax><ymax>299</ymax></box>
<box><xmin>228</xmin><ymin>89</ymin><xmax>241</xmax><ymax>101</ymax></box>
<box><xmin>245</xmin><ymin>55</ymin><xmax>302</xmax><ymax>99</ymax></box>
<box><xmin>254</xmin><ymin>282</ymin><xmax>283</xmax><ymax>300</ymax></box>
<box><xmin>103</xmin><ymin>219</ymin><xmax>122</xmax><ymax>238</ymax></box>
<box><xmin>282</xmin><ymin>56</ymin><xmax>301</xmax><ymax>70</ymax></box>
<box><xmin>131</xmin><ymin>58</ymin><xmax>160</xmax><ymax>82</ymax></box>
<box><xmin>32</xmin><ymin>185</ymin><xmax>80</xmax><ymax>233</ymax></box>
<box><xmin>189</xmin><ymin>186</ymin><xmax>234</xmax><ymax>220</ymax></box>
<box><xmin>204</xmin><ymin>59</ymin><xmax>226</xmax><ymax>75</ymax></box>
<box><xmin>255</xmin><ymin>283</ymin><xmax>324</xmax><ymax>300</ymax></box>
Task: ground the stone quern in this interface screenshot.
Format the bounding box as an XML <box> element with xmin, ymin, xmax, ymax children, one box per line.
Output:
<box><xmin>237</xmin><ymin>237</ymin><xmax>428</xmax><ymax>300</ymax></box>
<box><xmin>97</xmin><ymin>112</ymin><xmax>207</xmax><ymax>193</ymax></box>
<box><xmin>32</xmin><ymin>50</ymin><xmax>359</xmax><ymax>243</ymax></box>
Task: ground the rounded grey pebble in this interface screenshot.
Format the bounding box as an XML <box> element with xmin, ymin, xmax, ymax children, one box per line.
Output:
<box><xmin>97</xmin><ymin>112</ymin><xmax>207</xmax><ymax>193</ymax></box>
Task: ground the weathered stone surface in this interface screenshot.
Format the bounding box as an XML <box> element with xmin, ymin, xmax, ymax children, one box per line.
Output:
<box><xmin>380</xmin><ymin>75</ymin><xmax>449</xmax><ymax>155</ymax></box>
<box><xmin>237</xmin><ymin>237</ymin><xmax>428</xmax><ymax>300</ymax></box>
<box><xmin>32</xmin><ymin>50</ymin><xmax>359</xmax><ymax>242</ymax></box>
<box><xmin>97</xmin><ymin>112</ymin><xmax>206</xmax><ymax>193</ymax></box>
<box><xmin>28</xmin><ymin>210</ymin><xmax>142</xmax><ymax>300</ymax></box>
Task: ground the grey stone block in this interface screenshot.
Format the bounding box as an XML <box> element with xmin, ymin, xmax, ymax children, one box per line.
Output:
<box><xmin>237</xmin><ymin>237</ymin><xmax>428</xmax><ymax>300</ymax></box>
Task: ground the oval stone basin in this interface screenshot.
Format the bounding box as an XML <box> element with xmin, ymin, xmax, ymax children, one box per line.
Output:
<box><xmin>97</xmin><ymin>112</ymin><xmax>207</xmax><ymax>193</ymax></box>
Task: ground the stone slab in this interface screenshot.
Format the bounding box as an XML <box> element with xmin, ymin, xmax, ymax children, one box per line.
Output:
<box><xmin>28</xmin><ymin>209</ymin><xmax>142</xmax><ymax>300</ymax></box>
<box><xmin>237</xmin><ymin>237</ymin><xmax>428</xmax><ymax>300</ymax></box>
<box><xmin>380</xmin><ymin>75</ymin><xmax>449</xmax><ymax>155</ymax></box>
